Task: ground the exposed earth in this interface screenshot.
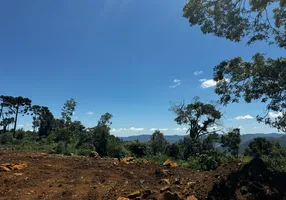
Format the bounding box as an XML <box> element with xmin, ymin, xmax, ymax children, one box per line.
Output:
<box><xmin>0</xmin><ymin>150</ymin><xmax>285</xmax><ymax>200</ymax></box>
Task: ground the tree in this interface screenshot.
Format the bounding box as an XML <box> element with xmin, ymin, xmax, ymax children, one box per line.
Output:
<box><xmin>38</xmin><ymin>106</ymin><xmax>54</xmax><ymax>137</ymax></box>
<box><xmin>0</xmin><ymin>96</ymin><xmax>16</xmax><ymax>133</ymax></box>
<box><xmin>221</xmin><ymin>128</ymin><xmax>241</xmax><ymax>156</ymax></box>
<box><xmin>127</xmin><ymin>140</ymin><xmax>147</xmax><ymax>158</ymax></box>
<box><xmin>245</xmin><ymin>137</ymin><xmax>273</xmax><ymax>158</ymax></box>
<box><xmin>92</xmin><ymin>113</ymin><xmax>113</xmax><ymax>156</ymax></box>
<box><xmin>30</xmin><ymin>105</ymin><xmax>41</xmax><ymax>132</ymax></box>
<box><xmin>61</xmin><ymin>98</ymin><xmax>77</xmax><ymax>125</ymax></box>
<box><xmin>149</xmin><ymin>130</ymin><xmax>168</xmax><ymax>155</ymax></box>
<box><xmin>11</xmin><ymin>96</ymin><xmax>32</xmax><ymax>137</ymax></box>
<box><xmin>170</xmin><ymin>98</ymin><xmax>222</xmax><ymax>140</ymax></box>
<box><xmin>183</xmin><ymin>0</ymin><xmax>286</xmax><ymax>131</ymax></box>
<box><xmin>183</xmin><ymin>0</ymin><xmax>286</xmax><ymax>48</ymax></box>
<box><xmin>166</xmin><ymin>143</ymin><xmax>181</xmax><ymax>159</ymax></box>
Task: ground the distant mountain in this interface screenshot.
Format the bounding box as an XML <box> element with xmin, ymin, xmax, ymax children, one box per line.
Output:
<box><xmin>121</xmin><ymin>133</ymin><xmax>285</xmax><ymax>144</ymax></box>
<box><xmin>239</xmin><ymin>134</ymin><xmax>286</xmax><ymax>153</ymax></box>
<box><xmin>120</xmin><ymin>135</ymin><xmax>184</xmax><ymax>142</ymax></box>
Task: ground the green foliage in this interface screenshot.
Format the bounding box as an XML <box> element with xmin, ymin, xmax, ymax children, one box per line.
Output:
<box><xmin>149</xmin><ymin>130</ymin><xmax>168</xmax><ymax>156</ymax></box>
<box><xmin>61</xmin><ymin>98</ymin><xmax>77</xmax><ymax>125</ymax></box>
<box><xmin>0</xmin><ymin>132</ymin><xmax>13</xmax><ymax>145</ymax></box>
<box><xmin>126</xmin><ymin>140</ymin><xmax>147</xmax><ymax>158</ymax></box>
<box><xmin>170</xmin><ymin>97</ymin><xmax>222</xmax><ymax>140</ymax></box>
<box><xmin>221</xmin><ymin>128</ymin><xmax>241</xmax><ymax>156</ymax></box>
<box><xmin>107</xmin><ymin>135</ymin><xmax>128</xmax><ymax>158</ymax></box>
<box><xmin>198</xmin><ymin>149</ymin><xmax>232</xmax><ymax>170</ymax></box>
<box><xmin>166</xmin><ymin>143</ymin><xmax>181</xmax><ymax>159</ymax></box>
<box><xmin>245</xmin><ymin>137</ymin><xmax>273</xmax><ymax>157</ymax></box>
<box><xmin>183</xmin><ymin>0</ymin><xmax>286</xmax><ymax>48</ymax></box>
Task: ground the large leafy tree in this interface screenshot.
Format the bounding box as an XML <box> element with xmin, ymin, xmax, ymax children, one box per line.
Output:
<box><xmin>183</xmin><ymin>0</ymin><xmax>286</xmax><ymax>131</ymax></box>
<box><xmin>170</xmin><ymin>98</ymin><xmax>222</xmax><ymax>140</ymax></box>
<box><xmin>183</xmin><ymin>0</ymin><xmax>286</xmax><ymax>48</ymax></box>
<box><xmin>221</xmin><ymin>128</ymin><xmax>241</xmax><ymax>156</ymax></box>
<box><xmin>38</xmin><ymin>106</ymin><xmax>54</xmax><ymax>137</ymax></box>
<box><xmin>149</xmin><ymin>130</ymin><xmax>168</xmax><ymax>155</ymax></box>
<box><xmin>61</xmin><ymin>98</ymin><xmax>77</xmax><ymax>125</ymax></box>
<box><xmin>92</xmin><ymin>113</ymin><xmax>113</xmax><ymax>156</ymax></box>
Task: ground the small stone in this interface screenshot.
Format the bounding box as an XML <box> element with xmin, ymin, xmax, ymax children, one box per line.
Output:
<box><xmin>159</xmin><ymin>178</ymin><xmax>170</xmax><ymax>185</ymax></box>
<box><xmin>160</xmin><ymin>191</ymin><xmax>183</xmax><ymax>200</ymax></box>
<box><xmin>58</xmin><ymin>184</ymin><xmax>62</xmax><ymax>187</ymax></box>
<box><xmin>127</xmin><ymin>190</ymin><xmax>141</xmax><ymax>199</ymax></box>
<box><xmin>173</xmin><ymin>178</ymin><xmax>181</xmax><ymax>185</ymax></box>
<box><xmin>187</xmin><ymin>195</ymin><xmax>198</xmax><ymax>200</ymax></box>
<box><xmin>117</xmin><ymin>198</ymin><xmax>130</xmax><ymax>200</ymax></box>
<box><xmin>160</xmin><ymin>186</ymin><xmax>171</xmax><ymax>193</ymax></box>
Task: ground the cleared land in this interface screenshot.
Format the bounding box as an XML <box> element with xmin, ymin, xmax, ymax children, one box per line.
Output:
<box><xmin>0</xmin><ymin>150</ymin><xmax>285</xmax><ymax>200</ymax></box>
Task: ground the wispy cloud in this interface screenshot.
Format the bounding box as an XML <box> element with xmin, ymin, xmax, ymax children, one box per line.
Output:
<box><xmin>110</xmin><ymin>127</ymin><xmax>144</xmax><ymax>133</ymax></box>
<box><xmin>169</xmin><ymin>79</ymin><xmax>182</xmax><ymax>88</ymax></box>
<box><xmin>238</xmin><ymin>126</ymin><xmax>244</xmax><ymax>129</ymax></box>
<box><xmin>86</xmin><ymin>111</ymin><xmax>94</xmax><ymax>115</ymax></box>
<box><xmin>173</xmin><ymin>127</ymin><xmax>188</xmax><ymax>132</ymax></box>
<box><xmin>194</xmin><ymin>70</ymin><xmax>203</xmax><ymax>76</ymax></box>
<box><xmin>269</xmin><ymin>112</ymin><xmax>283</xmax><ymax>118</ymax></box>
<box><xmin>17</xmin><ymin>124</ymin><xmax>24</xmax><ymax>127</ymax></box>
<box><xmin>235</xmin><ymin>115</ymin><xmax>254</xmax><ymax>120</ymax></box>
<box><xmin>149</xmin><ymin>128</ymin><xmax>168</xmax><ymax>132</ymax></box>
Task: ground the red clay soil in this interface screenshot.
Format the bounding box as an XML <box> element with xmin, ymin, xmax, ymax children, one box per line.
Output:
<box><xmin>0</xmin><ymin>150</ymin><xmax>285</xmax><ymax>200</ymax></box>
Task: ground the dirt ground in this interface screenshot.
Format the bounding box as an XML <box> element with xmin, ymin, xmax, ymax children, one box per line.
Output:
<box><xmin>0</xmin><ymin>150</ymin><xmax>285</xmax><ymax>200</ymax></box>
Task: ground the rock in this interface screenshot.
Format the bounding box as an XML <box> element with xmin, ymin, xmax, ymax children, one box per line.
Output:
<box><xmin>159</xmin><ymin>178</ymin><xmax>171</xmax><ymax>185</ymax></box>
<box><xmin>49</xmin><ymin>150</ymin><xmax>55</xmax><ymax>154</ymax></box>
<box><xmin>173</xmin><ymin>178</ymin><xmax>181</xmax><ymax>185</ymax></box>
<box><xmin>160</xmin><ymin>191</ymin><xmax>183</xmax><ymax>200</ymax></box>
<box><xmin>127</xmin><ymin>190</ymin><xmax>141</xmax><ymax>199</ymax></box>
<box><xmin>14</xmin><ymin>173</ymin><xmax>23</xmax><ymax>176</ymax></box>
<box><xmin>122</xmin><ymin>157</ymin><xmax>135</xmax><ymax>165</ymax></box>
<box><xmin>163</xmin><ymin>159</ymin><xmax>178</xmax><ymax>168</ymax></box>
<box><xmin>155</xmin><ymin>168</ymin><xmax>169</xmax><ymax>178</ymax></box>
<box><xmin>143</xmin><ymin>159</ymin><xmax>148</xmax><ymax>164</ymax></box>
<box><xmin>117</xmin><ymin>198</ymin><xmax>130</xmax><ymax>200</ymax></box>
<box><xmin>240</xmin><ymin>186</ymin><xmax>248</xmax><ymax>195</ymax></box>
<box><xmin>89</xmin><ymin>151</ymin><xmax>100</xmax><ymax>158</ymax></box>
<box><xmin>0</xmin><ymin>163</ymin><xmax>27</xmax><ymax>171</ymax></box>
<box><xmin>160</xmin><ymin>186</ymin><xmax>171</xmax><ymax>193</ymax></box>
<box><xmin>141</xmin><ymin>190</ymin><xmax>152</xmax><ymax>198</ymax></box>
<box><xmin>187</xmin><ymin>195</ymin><xmax>198</xmax><ymax>200</ymax></box>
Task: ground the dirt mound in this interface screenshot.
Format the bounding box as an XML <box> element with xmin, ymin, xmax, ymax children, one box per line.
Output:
<box><xmin>207</xmin><ymin>158</ymin><xmax>286</xmax><ymax>200</ymax></box>
<box><xmin>0</xmin><ymin>150</ymin><xmax>285</xmax><ymax>200</ymax></box>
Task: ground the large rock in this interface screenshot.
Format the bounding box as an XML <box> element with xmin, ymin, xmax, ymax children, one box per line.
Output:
<box><xmin>0</xmin><ymin>163</ymin><xmax>27</xmax><ymax>172</ymax></box>
<box><xmin>89</xmin><ymin>151</ymin><xmax>100</xmax><ymax>158</ymax></box>
<box><xmin>122</xmin><ymin>157</ymin><xmax>135</xmax><ymax>165</ymax></box>
<box><xmin>163</xmin><ymin>159</ymin><xmax>178</xmax><ymax>168</ymax></box>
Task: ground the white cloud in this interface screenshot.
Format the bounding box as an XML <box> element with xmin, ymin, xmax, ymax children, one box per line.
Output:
<box><xmin>86</xmin><ymin>111</ymin><xmax>94</xmax><ymax>115</ymax></box>
<box><xmin>235</xmin><ymin>115</ymin><xmax>254</xmax><ymax>120</ymax></box>
<box><xmin>169</xmin><ymin>79</ymin><xmax>182</xmax><ymax>88</ymax></box>
<box><xmin>194</xmin><ymin>70</ymin><xmax>203</xmax><ymax>76</ymax></box>
<box><xmin>149</xmin><ymin>128</ymin><xmax>168</xmax><ymax>132</ymax></box>
<box><xmin>238</xmin><ymin>126</ymin><xmax>244</xmax><ymax>129</ymax></box>
<box><xmin>199</xmin><ymin>78</ymin><xmax>229</xmax><ymax>89</ymax></box>
<box><xmin>111</xmin><ymin>127</ymin><xmax>144</xmax><ymax>133</ymax></box>
<box><xmin>200</xmin><ymin>79</ymin><xmax>217</xmax><ymax>88</ymax></box>
<box><xmin>173</xmin><ymin>127</ymin><xmax>188</xmax><ymax>132</ymax></box>
<box><xmin>269</xmin><ymin>112</ymin><xmax>283</xmax><ymax>118</ymax></box>
<box><xmin>17</xmin><ymin>124</ymin><xmax>24</xmax><ymax>127</ymax></box>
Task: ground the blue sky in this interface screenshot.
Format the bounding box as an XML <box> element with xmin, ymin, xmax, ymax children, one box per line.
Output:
<box><xmin>0</xmin><ymin>0</ymin><xmax>284</xmax><ymax>136</ymax></box>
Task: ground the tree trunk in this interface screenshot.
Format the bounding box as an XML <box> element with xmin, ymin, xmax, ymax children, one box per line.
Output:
<box><xmin>13</xmin><ymin>105</ymin><xmax>19</xmax><ymax>138</ymax></box>
<box><xmin>0</xmin><ymin>103</ymin><xmax>3</xmax><ymax>121</ymax></box>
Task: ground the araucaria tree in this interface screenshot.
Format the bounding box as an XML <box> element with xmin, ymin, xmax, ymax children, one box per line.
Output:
<box><xmin>170</xmin><ymin>98</ymin><xmax>222</xmax><ymax>140</ymax></box>
<box><xmin>183</xmin><ymin>0</ymin><xmax>286</xmax><ymax>131</ymax></box>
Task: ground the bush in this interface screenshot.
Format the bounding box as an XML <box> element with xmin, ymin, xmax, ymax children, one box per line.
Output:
<box><xmin>0</xmin><ymin>132</ymin><xmax>13</xmax><ymax>145</ymax></box>
<box><xmin>166</xmin><ymin>143</ymin><xmax>181</xmax><ymax>159</ymax></box>
<box><xmin>198</xmin><ymin>149</ymin><xmax>231</xmax><ymax>170</ymax></box>
<box><xmin>126</xmin><ymin>140</ymin><xmax>147</xmax><ymax>158</ymax></box>
<box><xmin>55</xmin><ymin>141</ymin><xmax>66</xmax><ymax>154</ymax></box>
